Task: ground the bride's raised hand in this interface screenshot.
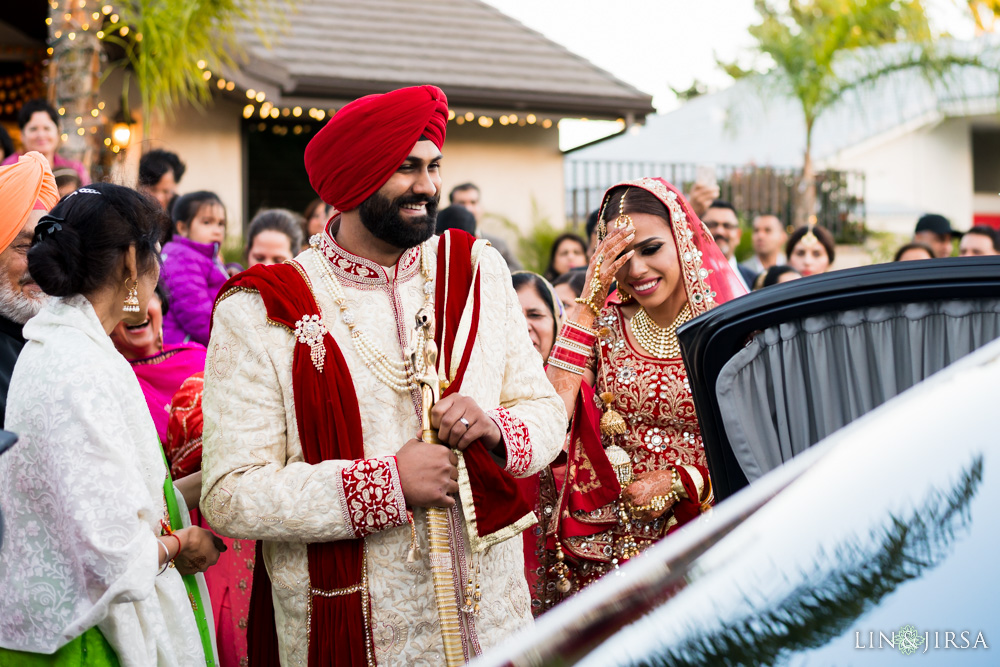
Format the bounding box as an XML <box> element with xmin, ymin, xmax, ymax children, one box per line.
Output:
<box><xmin>576</xmin><ymin>222</ymin><xmax>634</xmax><ymax>323</ymax></box>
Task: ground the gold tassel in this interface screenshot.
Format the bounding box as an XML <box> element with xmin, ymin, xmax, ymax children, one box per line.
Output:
<box><xmin>600</xmin><ymin>408</ymin><xmax>627</xmax><ymax>436</ymax></box>
<box><xmin>552</xmin><ymin>543</ymin><xmax>572</xmax><ymax>593</ymax></box>
<box><xmin>598</xmin><ymin>391</ymin><xmax>627</xmax><ymax>436</ymax></box>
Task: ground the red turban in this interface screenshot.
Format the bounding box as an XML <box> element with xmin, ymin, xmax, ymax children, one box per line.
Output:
<box><xmin>304</xmin><ymin>85</ymin><xmax>448</xmax><ymax>212</ymax></box>
<box><xmin>0</xmin><ymin>152</ymin><xmax>58</xmax><ymax>254</ymax></box>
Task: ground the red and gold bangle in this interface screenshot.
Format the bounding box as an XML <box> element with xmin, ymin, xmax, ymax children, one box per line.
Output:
<box><xmin>549</xmin><ymin>322</ymin><xmax>597</xmax><ymax>376</ymax></box>
<box><xmin>560</xmin><ymin>321</ymin><xmax>598</xmax><ymax>347</ymax></box>
<box><xmin>548</xmin><ymin>356</ymin><xmax>588</xmax><ymax>375</ymax></box>
<box><xmin>550</xmin><ymin>344</ymin><xmax>590</xmax><ymax>366</ymax></box>
<box><xmin>555</xmin><ymin>336</ymin><xmax>591</xmax><ymax>356</ymax></box>
<box><xmin>549</xmin><ymin>350</ymin><xmax>589</xmax><ymax>373</ymax></box>
<box><xmin>549</xmin><ymin>344</ymin><xmax>590</xmax><ymax>375</ymax></box>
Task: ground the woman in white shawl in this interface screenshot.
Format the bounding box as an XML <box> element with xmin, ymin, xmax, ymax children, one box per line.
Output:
<box><xmin>0</xmin><ymin>183</ymin><xmax>221</xmax><ymax>665</ymax></box>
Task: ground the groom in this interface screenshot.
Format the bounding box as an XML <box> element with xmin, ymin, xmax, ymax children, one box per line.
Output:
<box><xmin>201</xmin><ymin>85</ymin><xmax>565</xmax><ymax>666</ymax></box>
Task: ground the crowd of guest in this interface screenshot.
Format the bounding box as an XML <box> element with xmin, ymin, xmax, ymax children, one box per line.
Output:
<box><xmin>1</xmin><ymin>89</ymin><xmax>998</xmax><ymax>667</ymax></box>
<box><xmin>533</xmin><ymin>202</ymin><xmax>989</xmax><ymax>298</ymax></box>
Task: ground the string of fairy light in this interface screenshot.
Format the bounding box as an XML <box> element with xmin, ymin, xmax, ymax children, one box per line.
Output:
<box><xmin>212</xmin><ymin>65</ymin><xmax>565</xmax><ymax>133</ymax></box>
<box><xmin>233</xmin><ymin>87</ymin><xmax>561</xmax><ymax>132</ymax></box>
<box><xmin>45</xmin><ymin>2</ymin><xmax>123</xmax><ymax>43</ymax></box>
<box><xmin>35</xmin><ymin>0</ymin><xmax>621</xmax><ymax>149</ymax></box>
<box><xmin>42</xmin><ymin>1</ymin><xmax>132</xmax><ymax>153</ymax></box>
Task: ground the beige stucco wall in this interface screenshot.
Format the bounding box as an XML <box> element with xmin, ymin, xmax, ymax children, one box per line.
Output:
<box><xmin>439</xmin><ymin>121</ymin><xmax>565</xmax><ymax>244</ymax></box>
<box><xmin>142</xmin><ymin>98</ymin><xmax>245</xmax><ymax>243</ymax></box>
<box><xmin>824</xmin><ymin>115</ymin><xmax>997</xmax><ymax>236</ymax></box>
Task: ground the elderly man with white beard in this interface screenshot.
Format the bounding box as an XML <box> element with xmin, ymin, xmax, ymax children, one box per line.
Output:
<box><xmin>0</xmin><ymin>152</ymin><xmax>58</xmax><ymax>427</ymax></box>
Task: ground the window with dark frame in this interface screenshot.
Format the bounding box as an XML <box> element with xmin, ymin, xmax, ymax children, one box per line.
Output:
<box><xmin>972</xmin><ymin>128</ymin><xmax>1000</xmax><ymax>194</ymax></box>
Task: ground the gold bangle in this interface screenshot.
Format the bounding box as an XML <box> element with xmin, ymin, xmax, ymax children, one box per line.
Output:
<box><xmin>627</xmin><ymin>491</ymin><xmax>679</xmax><ymax>519</ymax></box>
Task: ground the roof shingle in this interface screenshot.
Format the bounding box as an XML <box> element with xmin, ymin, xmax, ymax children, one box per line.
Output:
<box><xmin>238</xmin><ymin>0</ymin><xmax>653</xmax><ymax>118</ymax></box>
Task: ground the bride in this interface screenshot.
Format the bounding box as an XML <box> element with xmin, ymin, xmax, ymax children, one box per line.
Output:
<box><xmin>530</xmin><ymin>177</ymin><xmax>744</xmax><ymax>611</ymax></box>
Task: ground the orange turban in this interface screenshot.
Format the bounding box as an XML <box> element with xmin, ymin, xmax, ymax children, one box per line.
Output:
<box><xmin>0</xmin><ymin>151</ymin><xmax>59</xmax><ymax>254</ymax></box>
<box><xmin>304</xmin><ymin>85</ymin><xmax>448</xmax><ymax>212</ymax></box>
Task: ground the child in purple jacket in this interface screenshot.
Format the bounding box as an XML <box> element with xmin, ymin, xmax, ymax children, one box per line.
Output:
<box><xmin>161</xmin><ymin>191</ymin><xmax>230</xmax><ymax>346</ymax></box>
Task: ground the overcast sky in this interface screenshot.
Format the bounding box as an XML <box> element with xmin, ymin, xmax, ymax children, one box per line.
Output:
<box><xmin>483</xmin><ymin>0</ymin><xmax>979</xmax><ymax>148</ymax></box>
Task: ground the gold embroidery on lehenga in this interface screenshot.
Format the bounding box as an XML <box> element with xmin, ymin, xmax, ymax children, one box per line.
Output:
<box><xmin>561</xmin><ymin>303</ymin><xmax>706</xmax><ymax>572</ymax></box>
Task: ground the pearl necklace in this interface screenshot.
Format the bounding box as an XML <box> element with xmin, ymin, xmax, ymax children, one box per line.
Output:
<box><xmin>311</xmin><ymin>242</ymin><xmax>434</xmax><ymax>393</ymax></box>
<box><xmin>630</xmin><ymin>302</ymin><xmax>691</xmax><ymax>359</ymax></box>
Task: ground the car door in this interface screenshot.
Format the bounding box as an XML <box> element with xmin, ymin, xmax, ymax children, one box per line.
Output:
<box><xmin>677</xmin><ymin>256</ymin><xmax>1000</xmax><ymax>500</ymax></box>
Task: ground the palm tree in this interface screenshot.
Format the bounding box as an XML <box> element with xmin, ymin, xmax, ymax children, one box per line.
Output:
<box><xmin>48</xmin><ymin>0</ymin><xmax>284</xmax><ymax>174</ymax></box>
<box><xmin>966</xmin><ymin>0</ymin><xmax>1000</xmax><ymax>31</ymax></box>
<box><xmin>722</xmin><ymin>0</ymin><xmax>996</xmax><ymax>227</ymax></box>
<box><xmin>47</xmin><ymin>0</ymin><xmax>103</xmax><ymax>173</ymax></box>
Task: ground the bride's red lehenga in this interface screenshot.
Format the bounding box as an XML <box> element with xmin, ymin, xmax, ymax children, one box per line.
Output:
<box><xmin>524</xmin><ymin>177</ymin><xmax>745</xmax><ymax>615</ymax></box>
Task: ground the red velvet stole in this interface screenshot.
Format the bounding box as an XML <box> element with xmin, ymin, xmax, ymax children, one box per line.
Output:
<box><xmin>434</xmin><ymin>231</ymin><xmax>532</xmax><ymax>540</ymax></box>
<box><xmin>217</xmin><ymin>263</ymin><xmax>371</xmax><ymax>667</ymax></box>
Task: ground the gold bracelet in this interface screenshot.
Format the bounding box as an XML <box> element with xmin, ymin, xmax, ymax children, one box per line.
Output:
<box><xmin>627</xmin><ymin>491</ymin><xmax>679</xmax><ymax>519</ymax></box>
<box><xmin>574</xmin><ymin>295</ymin><xmax>602</xmax><ymax>318</ymax></box>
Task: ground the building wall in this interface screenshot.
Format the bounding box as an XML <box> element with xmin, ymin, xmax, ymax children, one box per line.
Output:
<box><xmin>143</xmin><ymin>97</ymin><xmax>245</xmax><ymax>243</ymax></box>
<box><xmin>439</xmin><ymin>122</ymin><xmax>565</xmax><ymax>244</ymax></box>
<box><xmin>826</xmin><ymin>116</ymin><xmax>996</xmax><ymax>236</ymax></box>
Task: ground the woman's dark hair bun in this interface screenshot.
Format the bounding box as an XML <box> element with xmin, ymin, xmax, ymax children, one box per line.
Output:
<box><xmin>28</xmin><ymin>222</ymin><xmax>84</xmax><ymax>297</ymax></box>
<box><xmin>28</xmin><ymin>183</ymin><xmax>166</xmax><ymax>299</ymax></box>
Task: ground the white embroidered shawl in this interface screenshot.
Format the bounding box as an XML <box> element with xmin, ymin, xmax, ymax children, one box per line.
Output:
<box><xmin>0</xmin><ymin>295</ymin><xmax>201</xmax><ymax>664</ymax></box>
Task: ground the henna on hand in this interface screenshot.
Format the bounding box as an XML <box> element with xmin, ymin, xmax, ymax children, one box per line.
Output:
<box><xmin>622</xmin><ymin>469</ymin><xmax>677</xmax><ymax>522</ymax></box>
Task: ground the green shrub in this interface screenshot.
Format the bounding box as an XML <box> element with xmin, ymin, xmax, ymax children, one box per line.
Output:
<box><xmin>486</xmin><ymin>199</ymin><xmax>579</xmax><ymax>276</ymax></box>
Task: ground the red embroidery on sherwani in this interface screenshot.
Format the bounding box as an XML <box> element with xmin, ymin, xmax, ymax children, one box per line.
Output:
<box><xmin>338</xmin><ymin>456</ymin><xmax>409</xmax><ymax>538</ymax></box>
<box><xmin>317</xmin><ymin>227</ymin><xmax>420</xmax><ymax>288</ymax></box>
<box><xmin>488</xmin><ymin>407</ymin><xmax>531</xmax><ymax>477</ymax></box>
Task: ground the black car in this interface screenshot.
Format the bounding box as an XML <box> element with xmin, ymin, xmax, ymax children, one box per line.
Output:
<box><xmin>474</xmin><ymin>259</ymin><xmax>1000</xmax><ymax>666</ymax></box>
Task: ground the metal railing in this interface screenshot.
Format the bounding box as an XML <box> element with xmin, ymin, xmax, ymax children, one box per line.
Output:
<box><xmin>565</xmin><ymin>160</ymin><xmax>866</xmax><ymax>241</ymax></box>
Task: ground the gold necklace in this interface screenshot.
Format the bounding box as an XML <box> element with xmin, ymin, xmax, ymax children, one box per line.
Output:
<box><xmin>630</xmin><ymin>302</ymin><xmax>691</xmax><ymax>359</ymax></box>
<box><xmin>311</xmin><ymin>242</ymin><xmax>434</xmax><ymax>393</ymax></box>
